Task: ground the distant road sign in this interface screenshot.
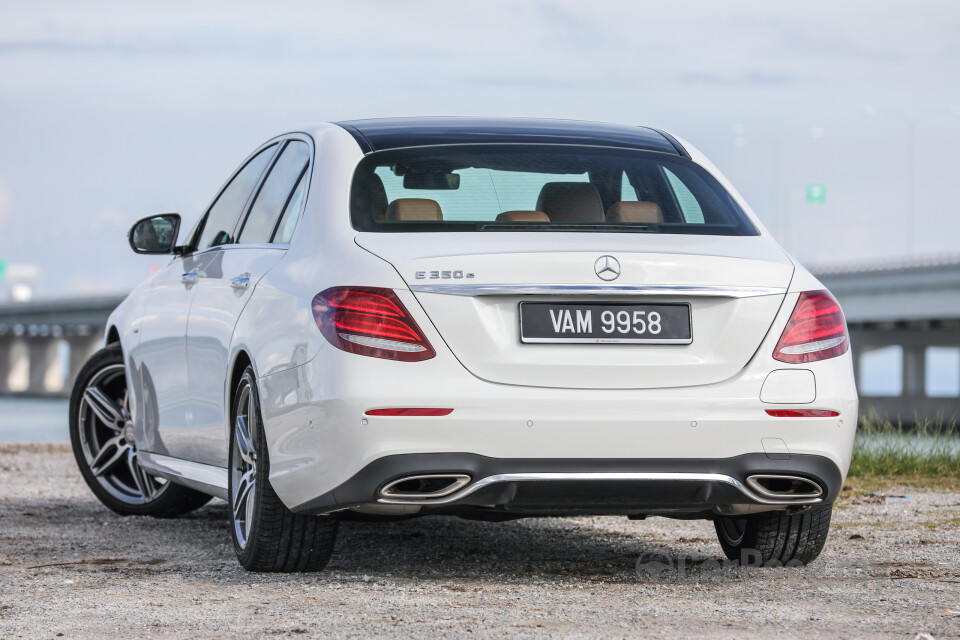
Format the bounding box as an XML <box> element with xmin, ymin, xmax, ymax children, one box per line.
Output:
<box><xmin>806</xmin><ymin>183</ymin><xmax>826</xmax><ymax>205</ymax></box>
<box><xmin>0</xmin><ymin>260</ymin><xmax>6</xmax><ymax>280</ymax></box>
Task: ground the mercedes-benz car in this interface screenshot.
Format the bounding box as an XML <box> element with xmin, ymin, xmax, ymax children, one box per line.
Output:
<box><xmin>69</xmin><ymin>118</ymin><xmax>858</xmax><ymax>572</ymax></box>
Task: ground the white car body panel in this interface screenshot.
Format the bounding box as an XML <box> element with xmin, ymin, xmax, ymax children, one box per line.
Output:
<box><xmin>356</xmin><ymin>233</ymin><xmax>794</xmax><ymax>389</ymax></box>
<box><xmin>259</xmin><ymin>287</ymin><xmax>858</xmax><ymax>510</ymax></box>
<box><xmin>102</xmin><ymin>118</ymin><xmax>857</xmax><ymax>520</ymax></box>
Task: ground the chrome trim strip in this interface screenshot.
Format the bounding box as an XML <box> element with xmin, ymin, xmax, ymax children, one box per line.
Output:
<box><xmin>376</xmin><ymin>472</ymin><xmax>823</xmax><ymax>507</ymax></box>
<box><xmin>380</xmin><ymin>474</ymin><xmax>472</xmax><ymax>499</ymax></box>
<box><xmin>409</xmin><ymin>284</ymin><xmax>786</xmax><ymax>298</ymax></box>
<box><xmin>745</xmin><ymin>474</ymin><xmax>824</xmax><ymax>500</ymax></box>
<box><xmin>138</xmin><ymin>452</ymin><xmax>229</xmax><ymax>500</ymax></box>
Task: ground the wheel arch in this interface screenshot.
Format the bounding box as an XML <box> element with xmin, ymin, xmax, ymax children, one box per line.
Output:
<box><xmin>229</xmin><ymin>349</ymin><xmax>255</xmax><ymax>412</ymax></box>
<box><xmin>105</xmin><ymin>325</ymin><xmax>121</xmax><ymax>346</ymax></box>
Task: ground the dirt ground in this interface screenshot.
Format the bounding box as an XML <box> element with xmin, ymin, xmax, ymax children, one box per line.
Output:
<box><xmin>1</xmin><ymin>443</ymin><xmax>958</xmax><ymax>639</ymax></box>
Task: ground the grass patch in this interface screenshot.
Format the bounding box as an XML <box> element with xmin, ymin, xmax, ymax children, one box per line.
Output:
<box><xmin>847</xmin><ymin>415</ymin><xmax>960</xmax><ymax>482</ymax></box>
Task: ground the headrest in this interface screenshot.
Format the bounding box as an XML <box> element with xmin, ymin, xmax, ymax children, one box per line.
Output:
<box><xmin>385</xmin><ymin>198</ymin><xmax>443</xmax><ymax>221</ymax></box>
<box><xmin>352</xmin><ymin>171</ymin><xmax>389</xmax><ymax>221</ymax></box>
<box><xmin>606</xmin><ymin>201</ymin><xmax>663</xmax><ymax>224</ymax></box>
<box><xmin>495</xmin><ymin>210</ymin><xmax>550</xmax><ymax>222</ymax></box>
<box><xmin>535</xmin><ymin>182</ymin><xmax>605</xmax><ymax>223</ymax></box>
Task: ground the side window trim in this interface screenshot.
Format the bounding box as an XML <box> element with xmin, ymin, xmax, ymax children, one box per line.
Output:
<box><xmin>186</xmin><ymin>142</ymin><xmax>282</xmax><ymax>255</ymax></box>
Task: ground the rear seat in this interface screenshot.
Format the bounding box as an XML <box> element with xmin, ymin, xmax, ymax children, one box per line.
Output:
<box><xmin>385</xmin><ymin>198</ymin><xmax>443</xmax><ymax>221</ymax></box>
<box><xmin>495</xmin><ymin>210</ymin><xmax>549</xmax><ymax>222</ymax></box>
<box><xmin>606</xmin><ymin>201</ymin><xmax>663</xmax><ymax>223</ymax></box>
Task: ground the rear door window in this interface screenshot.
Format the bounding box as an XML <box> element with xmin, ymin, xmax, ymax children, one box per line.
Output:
<box><xmin>195</xmin><ymin>144</ymin><xmax>277</xmax><ymax>250</ymax></box>
<box><xmin>272</xmin><ymin>171</ymin><xmax>308</xmax><ymax>244</ymax></box>
<box><xmin>238</xmin><ymin>141</ymin><xmax>311</xmax><ymax>244</ymax></box>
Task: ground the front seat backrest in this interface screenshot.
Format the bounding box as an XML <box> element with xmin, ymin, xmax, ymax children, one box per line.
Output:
<box><xmin>535</xmin><ymin>182</ymin><xmax>605</xmax><ymax>223</ymax></box>
<box><xmin>352</xmin><ymin>171</ymin><xmax>389</xmax><ymax>221</ymax></box>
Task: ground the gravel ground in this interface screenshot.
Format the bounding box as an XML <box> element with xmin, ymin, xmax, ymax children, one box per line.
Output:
<box><xmin>1</xmin><ymin>443</ymin><xmax>959</xmax><ymax>639</ymax></box>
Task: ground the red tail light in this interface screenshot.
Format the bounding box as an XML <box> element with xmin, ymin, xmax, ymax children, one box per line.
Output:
<box><xmin>773</xmin><ymin>290</ymin><xmax>849</xmax><ymax>364</ymax></box>
<box><xmin>312</xmin><ymin>287</ymin><xmax>436</xmax><ymax>362</ymax></box>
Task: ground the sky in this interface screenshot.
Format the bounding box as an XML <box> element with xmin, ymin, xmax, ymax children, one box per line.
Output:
<box><xmin>1</xmin><ymin>0</ymin><xmax>959</xmax><ymax>299</ymax></box>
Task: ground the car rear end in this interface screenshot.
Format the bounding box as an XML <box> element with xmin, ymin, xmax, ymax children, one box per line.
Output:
<box><xmin>263</xmin><ymin>121</ymin><xmax>858</xmax><ymax>534</ymax></box>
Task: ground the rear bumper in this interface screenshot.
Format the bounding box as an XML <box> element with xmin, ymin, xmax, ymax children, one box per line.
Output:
<box><xmin>257</xmin><ymin>297</ymin><xmax>858</xmax><ymax>513</ymax></box>
<box><xmin>291</xmin><ymin>452</ymin><xmax>843</xmax><ymax>516</ymax></box>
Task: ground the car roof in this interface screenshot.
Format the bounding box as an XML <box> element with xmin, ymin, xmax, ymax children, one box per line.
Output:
<box><xmin>332</xmin><ymin>117</ymin><xmax>686</xmax><ymax>156</ymax></box>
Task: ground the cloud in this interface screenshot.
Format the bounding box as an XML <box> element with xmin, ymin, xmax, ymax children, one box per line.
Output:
<box><xmin>0</xmin><ymin>37</ymin><xmax>214</xmax><ymax>57</ymax></box>
<box><xmin>677</xmin><ymin>71</ymin><xmax>799</xmax><ymax>87</ymax></box>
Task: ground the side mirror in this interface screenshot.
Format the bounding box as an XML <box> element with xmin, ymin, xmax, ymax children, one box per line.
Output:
<box><xmin>129</xmin><ymin>214</ymin><xmax>182</xmax><ymax>255</ymax></box>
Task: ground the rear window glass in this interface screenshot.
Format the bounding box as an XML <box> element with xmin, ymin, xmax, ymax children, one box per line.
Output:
<box><xmin>350</xmin><ymin>145</ymin><xmax>756</xmax><ymax>235</ymax></box>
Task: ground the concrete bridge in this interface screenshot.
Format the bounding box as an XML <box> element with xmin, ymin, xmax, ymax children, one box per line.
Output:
<box><xmin>814</xmin><ymin>252</ymin><xmax>960</xmax><ymax>425</ymax></box>
<box><xmin>0</xmin><ymin>295</ymin><xmax>122</xmax><ymax>397</ymax></box>
<box><xmin>1</xmin><ymin>254</ymin><xmax>958</xmax><ymax>425</ymax></box>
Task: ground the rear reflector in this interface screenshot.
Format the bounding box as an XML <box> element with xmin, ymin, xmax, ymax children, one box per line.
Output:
<box><xmin>365</xmin><ymin>408</ymin><xmax>453</xmax><ymax>416</ymax></box>
<box><xmin>773</xmin><ymin>290</ymin><xmax>849</xmax><ymax>364</ymax></box>
<box><xmin>766</xmin><ymin>409</ymin><xmax>840</xmax><ymax>418</ymax></box>
<box><xmin>312</xmin><ymin>287</ymin><xmax>436</xmax><ymax>362</ymax></box>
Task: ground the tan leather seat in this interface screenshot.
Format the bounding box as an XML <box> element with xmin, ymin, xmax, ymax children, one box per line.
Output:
<box><xmin>535</xmin><ymin>182</ymin><xmax>605</xmax><ymax>223</ymax></box>
<box><xmin>495</xmin><ymin>210</ymin><xmax>550</xmax><ymax>222</ymax></box>
<box><xmin>606</xmin><ymin>201</ymin><xmax>663</xmax><ymax>224</ymax></box>
<box><xmin>385</xmin><ymin>198</ymin><xmax>443</xmax><ymax>221</ymax></box>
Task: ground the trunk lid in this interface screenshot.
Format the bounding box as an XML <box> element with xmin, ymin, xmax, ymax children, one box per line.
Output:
<box><xmin>356</xmin><ymin>232</ymin><xmax>793</xmax><ymax>389</ymax></box>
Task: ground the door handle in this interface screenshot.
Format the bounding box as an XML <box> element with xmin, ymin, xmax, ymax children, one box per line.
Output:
<box><xmin>230</xmin><ymin>274</ymin><xmax>251</xmax><ymax>290</ymax></box>
<box><xmin>181</xmin><ymin>272</ymin><xmax>199</xmax><ymax>285</ymax></box>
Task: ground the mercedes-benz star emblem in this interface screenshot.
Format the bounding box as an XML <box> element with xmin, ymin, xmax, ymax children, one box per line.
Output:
<box><xmin>594</xmin><ymin>255</ymin><xmax>621</xmax><ymax>281</ymax></box>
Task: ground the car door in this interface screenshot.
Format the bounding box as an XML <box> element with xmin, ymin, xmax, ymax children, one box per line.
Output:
<box><xmin>134</xmin><ymin>143</ymin><xmax>278</xmax><ymax>461</ymax></box>
<box><xmin>185</xmin><ymin>138</ymin><xmax>312</xmax><ymax>466</ymax></box>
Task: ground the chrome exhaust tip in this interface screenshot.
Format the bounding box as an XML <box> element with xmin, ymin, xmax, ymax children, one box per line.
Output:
<box><xmin>745</xmin><ymin>475</ymin><xmax>824</xmax><ymax>500</ymax></box>
<box><xmin>379</xmin><ymin>474</ymin><xmax>471</xmax><ymax>500</ymax></box>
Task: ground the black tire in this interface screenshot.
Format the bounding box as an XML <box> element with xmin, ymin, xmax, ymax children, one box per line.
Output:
<box><xmin>228</xmin><ymin>366</ymin><xmax>338</xmax><ymax>572</ymax></box>
<box><xmin>69</xmin><ymin>344</ymin><xmax>212</xmax><ymax>518</ymax></box>
<box><xmin>714</xmin><ymin>504</ymin><xmax>833</xmax><ymax>566</ymax></box>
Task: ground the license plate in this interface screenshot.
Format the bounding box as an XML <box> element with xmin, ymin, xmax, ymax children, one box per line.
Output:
<box><xmin>519</xmin><ymin>302</ymin><xmax>692</xmax><ymax>344</ymax></box>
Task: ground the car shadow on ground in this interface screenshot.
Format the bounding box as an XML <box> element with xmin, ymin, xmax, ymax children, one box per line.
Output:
<box><xmin>6</xmin><ymin>495</ymin><xmax>733</xmax><ymax>583</ymax></box>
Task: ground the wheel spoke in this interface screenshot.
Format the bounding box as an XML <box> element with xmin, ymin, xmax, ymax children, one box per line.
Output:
<box><xmin>235</xmin><ymin>416</ymin><xmax>254</xmax><ymax>465</ymax></box>
<box><xmin>127</xmin><ymin>449</ymin><xmax>156</xmax><ymax>500</ymax></box>
<box><xmin>90</xmin><ymin>435</ymin><xmax>128</xmax><ymax>477</ymax></box>
<box><xmin>83</xmin><ymin>386</ymin><xmax>125</xmax><ymax>430</ymax></box>
<box><xmin>233</xmin><ymin>469</ymin><xmax>256</xmax><ymax>522</ymax></box>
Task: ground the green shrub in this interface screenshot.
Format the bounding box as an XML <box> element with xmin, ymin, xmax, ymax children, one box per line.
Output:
<box><xmin>849</xmin><ymin>413</ymin><xmax>960</xmax><ymax>478</ymax></box>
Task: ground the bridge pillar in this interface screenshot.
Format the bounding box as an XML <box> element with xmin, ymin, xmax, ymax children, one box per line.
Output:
<box><xmin>850</xmin><ymin>342</ymin><xmax>863</xmax><ymax>395</ymax></box>
<box><xmin>903</xmin><ymin>343</ymin><xmax>926</xmax><ymax>400</ymax></box>
<box><xmin>67</xmin><ymin>335</ymin><xmax>101</xmax><ymax>391</ymax></box>
<box><xmin>0</xmin><ymin>336</ymin><xmax>11</xmax><ymax>393</ymax></box>
<box><xmin>5</xmin><ymin>339</ymin><xmax>29</xmax><ymax>392</ymax></box>
<box><xmin>26</xmin><ymin>337</ymin><xmax>62</xmax><ymax>394</ymax></box>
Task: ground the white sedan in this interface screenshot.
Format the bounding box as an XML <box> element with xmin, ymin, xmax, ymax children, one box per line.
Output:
<box><xmin>69</xmin><ymin>118</ymin><xmax>858</xmax><ymax>572</ymax></box>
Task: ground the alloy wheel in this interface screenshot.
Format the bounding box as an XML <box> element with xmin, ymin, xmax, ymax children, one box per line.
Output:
<box><xmin>77</xmin><ymin>363</ymin><xmax>167</xmax><ymax>504</ymax></box>
<box><xmin>716</xmin><ymin>516</ymin><xmax>748</xmax><ymax>547</ymax></box>
<box><xmin>230</xmin><ymin>378</ymin><xmax>258</xmax><ymax>549</ymax></box>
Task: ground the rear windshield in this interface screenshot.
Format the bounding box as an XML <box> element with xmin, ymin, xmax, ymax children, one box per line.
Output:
<box><xmin>350</xmin><ymin>144</ymin><xmax>757</xmax><ymax>235</ymax></box>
